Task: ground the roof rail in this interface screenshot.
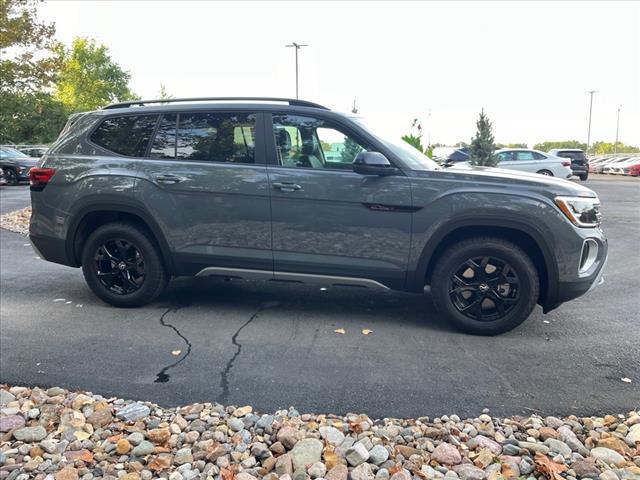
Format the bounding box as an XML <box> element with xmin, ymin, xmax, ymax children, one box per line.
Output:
<box><xmin>103</xmin><ymin>97</ymin><xmax>329</xmax><ymax>110</ymax></box>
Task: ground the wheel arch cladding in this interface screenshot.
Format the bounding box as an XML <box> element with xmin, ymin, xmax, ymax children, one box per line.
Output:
<box><xmin>69</xmin><ymin>205</ymin><xmax>174</xmax><ymax>274</ymax></box>
<box><xmin>420</xmin><ymin>223</ymin><xmax>557</xmax><ymax>310</ymax></box>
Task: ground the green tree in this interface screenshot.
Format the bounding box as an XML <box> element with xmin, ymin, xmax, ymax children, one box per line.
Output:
<box><xmin>0</xmin><ymin>0</ymin><xmax>66</xmax><ymax>143</ymax></box>
<box><xmin>0</xmin><ymin>91</ymin><xmax>67</xmax><ymax>144</ymax></box>
<box><xmin>532</xmin><ymin>140</ymin><xmax>587</xmax><ymax>152</ymax></box>
<box><xmin>468</xmin><ymin>109</ymin><xmax>498</xmax><ymax>166</ymax></box>
<box><xmin>158</xmin><ymin>83</ymin><xmax>173</xmax><ymax>100</ymax></box>
<box><xmin>54</xmin><ymin>37</ymin><xmax>137</xmax><ymax>112</ymax></box>
<box><xmin>340</xmin><ymin>136</ymin><xmax>364</xmax><ymax>163</ymax></box>
<box><xmin>590</xmin><ymin>141</ymin><xmax>640</xmax><ymax>154</ymax></box>
<box><xmin>0</xmin><ymin>0</ymin><xmax>60</xmax><ymax>92</ymax></box>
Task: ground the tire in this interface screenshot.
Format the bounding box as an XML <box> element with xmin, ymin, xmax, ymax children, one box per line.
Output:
<box><xmin>3</xmin><ymin>168</ymin><xmax>18</xmax><ymax>186</ymax></box>
<box><xmin>431</xmin><ymin>237</ymin><xmax>539</xmax><ymax>335</ymax></box>
<box><xmin>579</xmin><ymin>173</ymin><xmax>588</xmax><ymax>181</ymax></box>
<box><xmin>536</xmin><ymin>169</ymin><xmax>553</xmax><ymax>176</ymax></box>
<box><xmin>81</xmin><ymin>222</ymin><xmax>168</xmax><ymax>307</ymax></box>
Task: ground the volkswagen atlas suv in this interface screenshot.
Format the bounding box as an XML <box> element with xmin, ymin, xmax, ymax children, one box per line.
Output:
<box><xmin>29</xmin><ymin>97</ymin><xmax>607</xmax><ymax>335</ymax></box>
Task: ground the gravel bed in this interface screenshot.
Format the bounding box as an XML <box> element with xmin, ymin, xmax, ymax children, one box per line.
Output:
<box><xmin>0</xmin><ymin>208</ymin><xmax>31</xmax><ymax>236</ymax></box>
<box><xmin>0</xmin><ymin>386</ymin><xmax>638</xmax><ymax>480</ymax></box>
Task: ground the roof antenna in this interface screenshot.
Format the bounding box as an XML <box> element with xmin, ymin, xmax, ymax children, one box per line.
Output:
<box><xmin>351</xmin><ymin>99</ymin><xmax>358</xmax><ymax>114</ymax></box>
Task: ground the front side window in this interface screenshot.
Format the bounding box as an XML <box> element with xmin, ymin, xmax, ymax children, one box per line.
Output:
<box><xmin>90</xmin><ymin>115</ymin><xmax>159</xmax><ymax>157</ymax></box>
<box><xmin>149</xmin><ymin>112</ymin><xmax>256</xmax><ymax>163</ymax></box>
<box><xmin>272</xmin><ymin>114</ymin><xmax>367</xmax><ymax>170</ymax></box>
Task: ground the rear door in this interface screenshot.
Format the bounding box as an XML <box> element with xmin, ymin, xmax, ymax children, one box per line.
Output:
<box><xmin>264</xmin><ymin>112</ymin><xmax>412</xmax><ymax>290</ymax></box>
<box><xmin>136</xmin><ymin>110</ymin><xmax>272</xmax><ymax>274</ymax></box>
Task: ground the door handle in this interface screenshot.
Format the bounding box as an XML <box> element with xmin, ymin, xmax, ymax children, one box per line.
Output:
<box><xmin>272</xmin><ymin>182</ymin><xmax>302</xmax><ymax>192</ymax></box>
<box><xmin>154</xmin><ymin>174</ymin><xmax>185</xmax><ymax>185</ymax></box>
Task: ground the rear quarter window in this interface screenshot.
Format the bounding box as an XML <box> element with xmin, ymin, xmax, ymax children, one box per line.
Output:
<box><xmin>90</xmin><ymin>115</ymin><xmax>159</xmax><ymax>157</ymax></box>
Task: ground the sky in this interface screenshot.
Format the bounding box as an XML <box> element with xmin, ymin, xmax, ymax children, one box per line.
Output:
<box><xmin>38</xmin><ymin>1</ymin><xmax>640</xmax><ymax>148</ymax></box>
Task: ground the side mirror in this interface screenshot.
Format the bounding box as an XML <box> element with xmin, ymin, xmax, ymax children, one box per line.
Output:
<box><xmin>353</xmin><ymin>152</ymin><xmax>399</xmax><ymax>176</ymax></box>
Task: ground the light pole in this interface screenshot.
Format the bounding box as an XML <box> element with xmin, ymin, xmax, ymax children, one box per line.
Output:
<box><xmin>285</xmin><ymin>42</ymin><xmax>308</xmax><ymax>99</ymax></box>
<box><xmin>586</xmin><ymin>90</ymin><xmax>598</xmax><ymax>154</ymax></box>
<box><xmin>614</xmin><ymin>105</ymin><xmax>622</xmax><ymax>154</ymax></box>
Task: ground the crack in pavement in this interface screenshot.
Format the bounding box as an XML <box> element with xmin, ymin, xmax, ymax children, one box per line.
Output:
<box><xmin>219</xmin><ymin>305</ymin><xmax>263</xmax><ymax>404</ymax></box>
<box><xmin>154</xmin><ymin>305</ymin><xmax>192</xmax><ymax>383</ymax></box>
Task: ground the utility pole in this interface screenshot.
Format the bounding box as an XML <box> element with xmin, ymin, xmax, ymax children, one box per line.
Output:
<box><xmin>285</xmin><ymin>42</ymin><xmax>308</xmax><ymax>99</ymax></box>
<box><xmin>614</xmin><ymin>105</ymin><xmax>622</xmax><ymax>154</ymax></box>
<box><xmin>586</xmin><ymin>90</ymin><xmax>598</xmax><ymax>155</ymax></box>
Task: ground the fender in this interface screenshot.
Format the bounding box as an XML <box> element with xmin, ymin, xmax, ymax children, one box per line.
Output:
<box><xmin>65</xmin><ymin>199</ymin><xmax>175</xmax><ymax>274</ymax></box>
<box><xmin>407</xmin><ymin>216</ymin><xmax>560</xmax><ymax>312</ymax></box>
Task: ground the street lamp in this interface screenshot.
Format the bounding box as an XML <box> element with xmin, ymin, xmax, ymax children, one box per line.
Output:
<box><xmin>585</xmin><ymin>90</ymin><xmax>598</xmax><ymax>155</ymax></box>
<box><xmin>614</xmin><ymin>105</ymin><xmax>622</xmax><ymax>154</ymax></box>
<box><xmin>285</xmin><ymin>42</ymin><xmax>308</xmax><ymax>99</ymax></box>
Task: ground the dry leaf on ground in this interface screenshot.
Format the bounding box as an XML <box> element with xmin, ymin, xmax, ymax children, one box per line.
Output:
<box><xmin>535</xmin><ymin>452</ymin><xmax>567</xmax><ymax>480</ymax></box>
<box><xmin>171</xmin><ymin>350</ymin><xmax>181</xmax><ymax>356</ymax></box>
<box><xmin>362</xmin><ymin>329</ymin><xmax>373</xmax><ymax>335</ymax></box>
<box><xmin>334</xmin><ymin>328</ymin><xmax>346</xmax><ymax>334</ymax></box>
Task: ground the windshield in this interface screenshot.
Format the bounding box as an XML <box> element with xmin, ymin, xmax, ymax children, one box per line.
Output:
<box><xmin>0</xmin><ymin>147</ymin><xmax>28</xmax><ymax>159</ymax></box>
<box><xmin>350</xmin><ymin>117</ymin><xmax>440</xmax><ymax>171</ymax></box>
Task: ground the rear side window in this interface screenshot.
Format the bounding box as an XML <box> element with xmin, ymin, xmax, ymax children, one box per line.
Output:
<box><xmin>90</xmin><ymin>115</ymin><xmax>159</xmax><ymax>157</ymax></box>
<box><xmin>532</xmin><ymin>152</ymin><xmax>546</xmax><ymax>160</ymax></box>
<box><xmin>149</xmin><ymin>112</ymin><xmax>256</xmax><ymax>164</ymax></box>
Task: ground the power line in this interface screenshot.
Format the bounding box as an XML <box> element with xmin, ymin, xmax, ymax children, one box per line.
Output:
<box><xmin>285</xmin><ymin>42</ymin><xmax>308</xmax><ymax>99</ymax></box>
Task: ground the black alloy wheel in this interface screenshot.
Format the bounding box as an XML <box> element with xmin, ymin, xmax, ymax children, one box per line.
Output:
<box><xmin>449</xmin><ymin>256</ymin><xmax>520</xmax><ymax>322</ymax></box>
<box><xmin>94</xmin><ymin>239</ymin><xmax>145</xmax><ymax>295</ymax></box>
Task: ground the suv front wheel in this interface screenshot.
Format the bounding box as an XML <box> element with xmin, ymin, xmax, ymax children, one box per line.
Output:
<box><xmin>81</xmin><ymin>222</ymin><xmax>169</xmax><ymax>307</ymax></box>
<box><xmin>431</xmin><ymin>237</ymin><xmax>539</xmax><ymax>335</ymax></box>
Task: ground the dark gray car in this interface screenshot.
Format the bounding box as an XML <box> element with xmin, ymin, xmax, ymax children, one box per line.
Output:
<box><xmin>29</xmin><ymin>98</ymin><xmax>607</xmax><ymax>335</ymax></box>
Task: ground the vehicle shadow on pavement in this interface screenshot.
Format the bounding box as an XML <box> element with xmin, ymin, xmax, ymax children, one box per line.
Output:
<box><xmin>157</xmin><ymin>276</ymin><xmax>454</xmax><ymax>333</ymax></box>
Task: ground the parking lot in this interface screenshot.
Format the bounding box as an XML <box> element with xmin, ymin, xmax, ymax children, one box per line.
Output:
<box><xmin>0</xmin><ymin>176</ymin><xmax>638</xmax><ymax>418</ymax></box>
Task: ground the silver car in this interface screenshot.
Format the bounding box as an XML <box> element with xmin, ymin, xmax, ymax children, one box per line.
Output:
<box><xmin>494</xmin><ymin>149</ymin><xmax>573</xmax><ymax>178</ymax></box>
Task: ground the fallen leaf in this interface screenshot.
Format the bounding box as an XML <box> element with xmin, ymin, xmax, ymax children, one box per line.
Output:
<box><xmin>543</xmin><ymin>320</ymin><xmax>550</xmax><ymax>324</ymax></box>
<box><xmin>361</xmin><ymin>329</ymin><xmax>373</xmax><ymax>335</ymax></box>
<box><xmin>221</xmin><ymin>468</ymin><xmax>236</xmax><ymax>480</ymax></box>
<box><xmin>171</xmin><ymin>350</ymin><xmax>181</xmax><ymax>356</ymax></box>
<box><xmin>334</xmin><ymin>328</ymin><xmax>346</xmax><ymax>334</ymax></box>
<box><xmin>148</xmin><ymin>455</ymin><xmax>171</xmax><ymax>471</ymax></box>
<box><xmin>53</xmin><ymin>298</ymin><xmax>66</xmax><ymax>302</ymax></box>
<box><xmin>534</xmin><ymin>452</ymin><xmax>567</xmax><ymax>480</ymax></box>
<box><xmin>621</xmin><ymin>377</ymin><xmax>632</xmax><ymax>383</ymax></box>
<box><xmin>65</xmin><ymin>301</ymin><xmax>72</xmax><ymax>304</ymax></box>
<box><xmin>76</xmin><ymin>304</ymin><xmax>83</xmax><ymax>308</ymax></box>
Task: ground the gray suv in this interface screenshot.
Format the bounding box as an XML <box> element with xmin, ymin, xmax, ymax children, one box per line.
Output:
<box><xmin>29</xmin><ymin>97</ymin><xmax>607</xmax><ymax>335</ymax></box>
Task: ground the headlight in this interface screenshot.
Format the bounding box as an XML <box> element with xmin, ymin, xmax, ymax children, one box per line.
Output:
<box><xmin>555</xmin><ymin>196</ymin><xmax>601</xmax><ymax>227</ymax></box>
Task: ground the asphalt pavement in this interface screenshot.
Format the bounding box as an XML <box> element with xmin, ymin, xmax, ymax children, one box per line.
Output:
<box><xmin>1</xmin><ymin>177</ymin><xmax>639</xmax><ymax>418</ymax></box>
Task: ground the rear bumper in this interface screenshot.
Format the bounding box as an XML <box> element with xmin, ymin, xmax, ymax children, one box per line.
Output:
<box><xmin>30</xmin><ymin>233</ymin><xmax>78</xmax><ymax>268</ymax></box>
<box><xmin>571</xmin><ymin>165</ymin><xmax>588</xmax><ymax>176</ymax></box>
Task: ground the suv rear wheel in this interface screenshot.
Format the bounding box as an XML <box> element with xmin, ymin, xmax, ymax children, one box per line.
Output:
<box><xmin>431</xmin><ymin>237</ymin><xmax>539</xmax><ymax>335</ymax></box>
<box><xmin>3</xmin><ymin>168</ymin><xmax>18</xmax><ymax>186</ymax></box>
<box><xmin>81</xmin><ymin>223</ymin><xmax>168</xmax><ymax>307</ymax></box>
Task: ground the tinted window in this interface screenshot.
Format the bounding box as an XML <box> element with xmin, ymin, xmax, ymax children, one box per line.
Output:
<box><xmin>91</xmin><ymin>115</ymin><xmax>159</xmax><ymax>157</ymax></box>
<box><xmin>272</xmin><ymin>114</ymin><xmax>368</xmax><ymax>170</ymax></box>
<box><xmin>558</xmin><ymin>151</ymin><xmax>587</xmax><ymax>161</ymax></box>
<box><xmin>532</xmin><ymin>152</ymin><xmax>546</xmax><ymax>160</ymax></box>
<box><xmin>149</xmin><ymin>114</ymin><xmax>177</xmax><ymax>159</ymax></box>
<box><xmin>497</xmin><ymin>152</ymin><xmax>514</xmax><ymax>161</ymax></box>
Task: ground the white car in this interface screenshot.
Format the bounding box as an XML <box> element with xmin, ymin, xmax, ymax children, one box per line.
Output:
<box><xmin>607</xmin><ymin>157</ymin><xmax>640</xmax><ymax>175</ymax></box>
<box><xmin>451</xmin><ymin>149</ymin><xmax>573</xmax><ymax>178</ymax></box>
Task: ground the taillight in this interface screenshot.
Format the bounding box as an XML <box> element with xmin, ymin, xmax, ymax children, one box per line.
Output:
<box><xmin>29</xmin><ymin>167</ymin><xmax>56</xmax><ymax>191</ymax></box>
<box><xmin>562</xmin><ymin>161</ymin><xmax>571</xmax><ymax>167</ymax></box>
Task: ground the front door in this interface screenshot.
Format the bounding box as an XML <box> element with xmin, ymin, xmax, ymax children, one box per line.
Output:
<box><xmin>136</xmin><ymin>110</ymin><xmax>272</xmax><ymax>274</ymax></box>
<box><xmin>265</xmin><ymin>113</ymin><xmax>412</xmax><ymax>290</ymax></box>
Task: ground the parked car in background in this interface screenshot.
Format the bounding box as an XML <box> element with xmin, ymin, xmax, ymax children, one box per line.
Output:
<box><xmin>600</xmin><ymin>157</ymin><xmax>630</xmax><ymax>174</ymax></box>
<box><xmin>588</xmin><ymin>156</ymin><xmax>615</xmax><ymax>173</ymax></box>
<box><xmin>628</xmin><ymin>163</ymin><xmax>640</xmax><ymax>177</ymax></box>
<box><xmin>608</xmin><ymin>157</ymin><xmax>640</xmax><ymax>175</ymax></box>
<box><xmin>451</xmin><ymin>148</ymin><xmax>572</xmax><ymax>178</ymax></box>
<box><xmin>547</xmin><ymin>149</ymin><xmax>589</xmax><ymax>181</ymax></box>
<box><xmin>0</xmin><ymin>147</ymin><xmax>38</xmax><ymax>185</ymax></box>
<box><xmin>18</xmin><ymin>146</ymin><xmax>49</xmax><ymax>158</ymax></box>
<box><xmin>0</xmin><ymin>168</ymin><xmax>6</xmax><ymax>185</ymax></box>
